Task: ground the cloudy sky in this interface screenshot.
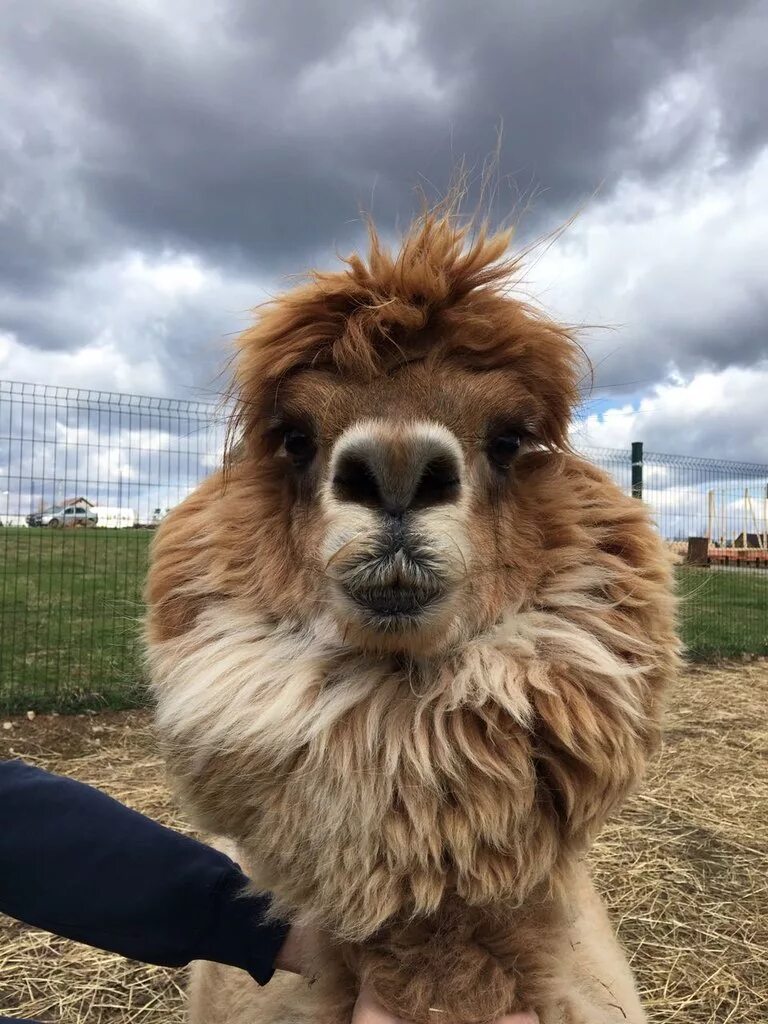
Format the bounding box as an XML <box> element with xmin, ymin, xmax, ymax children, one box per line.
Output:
<box><xmin>2</xmin><ymin>0</ymin><xmax>768</xmax><ymax>463</ymax></box>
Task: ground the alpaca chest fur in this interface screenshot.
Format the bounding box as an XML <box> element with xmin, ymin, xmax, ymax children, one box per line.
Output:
<box><xmin>151</xmin><ymin>572</ymin><xmax>661</xmax><ymax>942</ymax></box>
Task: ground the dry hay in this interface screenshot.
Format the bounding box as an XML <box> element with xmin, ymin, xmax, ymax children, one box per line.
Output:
<box><xmin>591</xmin><ymin>659</ymin><xmax>768</xmax><ymax>1023</ymax></box>
<box><xmin>0</xmin><ymin>713</ymin><xmax>188</xmax><ymax>1023</ymax></box>
<box><xmin>1</xmin><ymin>662</ymin><xmax>767</xmax><ymax>1023</ymax></box>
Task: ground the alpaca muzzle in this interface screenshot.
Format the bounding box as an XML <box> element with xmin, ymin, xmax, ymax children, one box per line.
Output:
<box><xmin>341</xmin><ymin>545</ymin><xmax>447</xmax><ymax>623</ymax></box>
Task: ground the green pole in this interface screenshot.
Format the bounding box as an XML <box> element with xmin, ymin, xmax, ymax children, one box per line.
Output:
<box><xmin>631</xmin><ymin>441</ymin><xmax>643</xmax><ymax>500</ymax></box>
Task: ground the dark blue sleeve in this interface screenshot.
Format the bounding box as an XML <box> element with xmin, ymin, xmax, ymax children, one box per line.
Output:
<box><xmin>0</xmin><ymin>760</ymin><xmax>290</xmax><ymax>985</ymax></box>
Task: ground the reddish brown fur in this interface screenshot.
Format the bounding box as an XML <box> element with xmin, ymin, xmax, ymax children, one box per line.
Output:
<box><xmin>145</xmin><ymin>205</ymin><xmax>679</xmax><ymax>1024</ymax></box>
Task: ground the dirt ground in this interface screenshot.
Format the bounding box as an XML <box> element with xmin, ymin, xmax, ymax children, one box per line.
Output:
<box><xmin>1</xmin><ymin>661</ymin><xmax>767</xmax><ymax>1024</ymax></box>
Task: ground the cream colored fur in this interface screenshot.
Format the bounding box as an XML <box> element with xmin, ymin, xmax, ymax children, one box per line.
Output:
<box><xmin>153</xmin><ymin>556</ymin><xmax>651</xmax><ymax>784</ymax></box>
<box><xmin>185</xmin><ymin>842</ymin><xmax>645</xmax><ymax>1024</ymax></box>
<box><xmin>151</xmin><ymin>573</ymin><xmax>656</xmax><ymax>1022</ymax></box>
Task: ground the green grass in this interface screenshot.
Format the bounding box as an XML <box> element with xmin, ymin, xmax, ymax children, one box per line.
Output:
<box><xmin>0</xmin><ymin>529</ymin><xmax>766</xmax><ymax>712</ymax></box>
<box><xmin>0</xmin><ymin>527</ymin><xmax>152</xmax><ymax>713</ymax></box>
<box><xmin>676</xmin><ymin>566</ymin><xmax>768</xmax><ymax>661</ymax></box>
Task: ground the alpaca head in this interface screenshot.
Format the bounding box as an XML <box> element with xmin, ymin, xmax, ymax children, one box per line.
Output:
<box><xmin>226</xmin><ymin>210</ymin><xmax>584</xmax><ymax>655</ymax></box>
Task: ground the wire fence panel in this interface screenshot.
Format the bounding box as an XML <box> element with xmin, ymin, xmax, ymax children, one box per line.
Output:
<box><xmin>1</xmin><ymin>380</ymin><xmax>766</xmax><ymax>712</ymax></box>
<box><xmin>0</xmin><ymin>381</ymin><xmax>227</xmax><ymax>712</ymax></box>
<box><xmin>582</xmin><ymin>444</ymin><xmax>768</xmax><ymax>661</ymax></box>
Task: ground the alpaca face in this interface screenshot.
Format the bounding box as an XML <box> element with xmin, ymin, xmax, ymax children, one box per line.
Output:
<box><xmin>144</xmin><ymin>215</ymin><xmax>585</xmax><ymax>655</ymax></box>
<box><xmin>322</xmin><ymin>417</ymin><xmax>468</xmax><ymax>636</ymax></box>
<box><xmin>251</xmin><ymin>356</ymin><xmax>551</xmax><ymax>654</ymax></box>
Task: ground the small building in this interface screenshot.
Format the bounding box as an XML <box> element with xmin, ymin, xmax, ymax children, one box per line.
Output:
<box><xmin>734</xmin><ymin>532</ymin><xmax>768</xmax><ymax>549</ymax></box>
<box><xmin>60</xmin><ymin>496</ymin><xmax>94</xmax><ymax>510</ymax></box>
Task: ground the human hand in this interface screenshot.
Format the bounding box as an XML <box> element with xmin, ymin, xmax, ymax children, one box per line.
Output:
<box><xmin>351</xmin><ymin>981</ymin><xmax>539</xmax><ymax>1024</ymax></box>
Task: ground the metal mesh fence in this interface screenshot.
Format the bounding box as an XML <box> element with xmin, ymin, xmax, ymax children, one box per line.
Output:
<box><xmin>1</xmin><ymin>379</ymin><xmax>766</xmax><ymax>712</ymax></box>
<box><xmin>0</xmin><ymin>380</ymin><xmax>228</xmax><ymax>712</ymax></box>
<box><xmin>580</xmin><ymin>444</ymin><xmax>768</xmax><ymax>664</ymax></box>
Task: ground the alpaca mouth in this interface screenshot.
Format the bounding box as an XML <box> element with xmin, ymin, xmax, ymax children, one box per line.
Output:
<box><xmin>331</xmin><ymin>540</ymin><xmax>451</xmax><ymax>629</ymax></box>
<box><xmin>349</xmin><ymin>584</ymin><xmax>443</xmax><ymax>618</ymax></box>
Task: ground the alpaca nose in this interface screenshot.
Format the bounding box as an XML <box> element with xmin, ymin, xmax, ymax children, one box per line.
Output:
<box><xmin>332</xmin><ymin>431</ymin><xmax>462</xmax><ymax>516</ymax></box>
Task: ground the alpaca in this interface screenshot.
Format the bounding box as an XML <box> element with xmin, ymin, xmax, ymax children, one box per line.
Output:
<box><xmin>144</xmin><ymin>205</ymin><xmax>678</xmax><ymax>1024</ymax></box>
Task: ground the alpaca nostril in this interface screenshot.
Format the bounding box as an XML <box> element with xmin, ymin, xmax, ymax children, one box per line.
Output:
<box><xmin>332</xmin><ymin>434</ymin><xmax>462</xmax><ymax>513</ymax></box>
<box><xmin>332</xmin><ymin>454</ymin><xmax>382</xmax><ymax>507</ymax></box>
<box><xmin>411</xmin><ymin>456</ymin><xmax>461</xmax><ymax>511</ymax></box>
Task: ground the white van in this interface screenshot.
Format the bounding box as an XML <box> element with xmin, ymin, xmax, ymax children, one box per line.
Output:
<box><xmin>92</xmin><ymin>506</ymin><xmax>136</xmax><ymax>528</ymax></box>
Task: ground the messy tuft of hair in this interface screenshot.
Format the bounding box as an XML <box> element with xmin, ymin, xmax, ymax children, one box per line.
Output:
<box><xmin>225</xmin><ymin>193</ymin><xmax>588</xmax><ymax>465</ymax></box>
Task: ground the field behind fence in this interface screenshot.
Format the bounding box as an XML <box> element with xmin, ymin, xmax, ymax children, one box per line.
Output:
<box><xmin>1</xmin><ymin>379</ymin><xmax>767</xmax><ymax>713</ymax></box>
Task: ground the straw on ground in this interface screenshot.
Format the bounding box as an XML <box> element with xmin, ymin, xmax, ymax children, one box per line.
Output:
<box><xmin>1</xmin><ymin>661</ymin><xmax>767</xmax><ymax>1023</ymax></box>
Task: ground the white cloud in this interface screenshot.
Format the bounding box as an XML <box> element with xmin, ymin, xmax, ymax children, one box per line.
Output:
<box><xmin>529</xmin><ymin>85</ymin><xmax>768</xmax><ymax>391</ymax></box>
<box><xmin>295</xmin><ymin>15</ymin><xmax>453</xmax><ymax>112</ymax></box>
<box><xmin>0</xmin><ymin>329</ymin><xmax>167</xmax><ymax>395</ymax></box>
<box><xmin>575</xmin><ymin>362</ymin><xmax>768</xmax><ymax>464</ymax></box>
<box><xmin>121</xmin><ymin>252</ymin><xmax>209</xmax><ymax>296</ymax></box>
<box><xmin>0</xmin><ymin>251</ymin><xmax>274</xmax><ymax>397</ymax></box>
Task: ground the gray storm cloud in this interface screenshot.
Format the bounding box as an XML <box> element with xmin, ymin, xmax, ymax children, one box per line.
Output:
<box><xmin>1</xmin><ymin>0</ymin><xmax>767</xmax><ymax>457</ymax></box>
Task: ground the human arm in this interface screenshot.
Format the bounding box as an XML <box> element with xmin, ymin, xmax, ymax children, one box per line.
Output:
<box><xmin>0</xmin><ymin>759</ymin><xmax>289</xmax><ymax>984</ymax></box>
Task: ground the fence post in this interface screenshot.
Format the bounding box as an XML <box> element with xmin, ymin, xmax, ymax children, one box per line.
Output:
<box><xmin>631</xmin><ymin>441</ymin><xmax>643</xmax><ymax>500</ymax></box>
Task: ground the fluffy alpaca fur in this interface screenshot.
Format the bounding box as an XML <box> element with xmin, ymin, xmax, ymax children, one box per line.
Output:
<box><xmin>145</xmin><ymin>206</ymin><xmax>679</xmax><ymax>1024</ymax></box>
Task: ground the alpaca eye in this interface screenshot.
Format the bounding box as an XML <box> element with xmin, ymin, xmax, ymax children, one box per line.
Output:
<box><xmin>283</xmin><ymin>428</ymin><xmax>316</xmax><ymax>467</ymax></box>
<box><xmin>486</xmin><ymin>431</ymin><xmax>522</xmax><ymax>469</ymax></box>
